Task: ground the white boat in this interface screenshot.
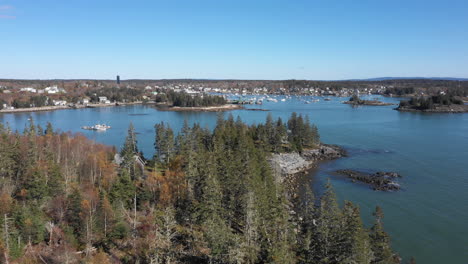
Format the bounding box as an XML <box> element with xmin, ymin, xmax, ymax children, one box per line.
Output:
<box><xmin>82</xmin><ymin>124</ymin><xmax>111</xmax><ymax>131</ymax></box>
<box><xmin>94</xmin><ymin>124</ymin><xmax>111</xmax><ymax>130</ymax></box>
<box><xmin>281</xmin><ymin>98</ymin><xmax>286</xmax><ymax>102</ymax></box>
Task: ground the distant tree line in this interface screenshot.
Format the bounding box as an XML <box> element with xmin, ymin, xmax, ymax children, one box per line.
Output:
<box><xmin>384</xmin><ymin>87</ymin><xmax>415</xmax><ymax>96</ymax></box>
<box><xmin>157</xmin><ymin>90</ymin><xmax>227</xmax><ymax>107</ymax></box>
<box><xmin>399</xmin><ymin>94</ymin><xmax>464</xmax><ymax>110</ymax></box>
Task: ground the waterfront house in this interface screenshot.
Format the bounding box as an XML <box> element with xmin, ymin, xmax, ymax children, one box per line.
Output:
<box><xmin>81</xmin><ymin>98</ymin><xmax>90</xmax><ymax>104</ymax></box>
<box><xmin>98</xmin><ymin>96</ymin><xmax>108</xmax><ymax>103</ymax></box>
<box><xmin>52</xmin><ymin>100</ymin><xmax>67</xmax><ymax>106</ymax></box>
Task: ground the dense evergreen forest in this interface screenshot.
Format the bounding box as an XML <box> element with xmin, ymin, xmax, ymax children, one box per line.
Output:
<box><xmin>0</xmin><ymin>115</ymin><xmax>402</xmax><ymax>263</ymax></box>
<box><xmin>156</xmin><ymin>91</ymin><xmax>227</xmax><ymax>107</ymax></box>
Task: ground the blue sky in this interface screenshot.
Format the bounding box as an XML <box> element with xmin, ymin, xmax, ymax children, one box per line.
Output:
<box><xmin>1</xmin><ymin>0</ymin><xmax>467</xmax><ymax>80</ymax></box>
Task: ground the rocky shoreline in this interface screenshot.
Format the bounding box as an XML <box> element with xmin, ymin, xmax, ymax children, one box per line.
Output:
<box><xmin>334</xmin><ymin>169</ymin><xmax>402</xmax><ymax>191</ymax></box>
<box><xmin>269</xmin><ymin>144</ymin><xmax>346</xmax><ymax>200</ymax></box>
<box><xmin>269</xmin><ymin>144</ymin><xmax>346</xmax><ymax>179</ymax></box>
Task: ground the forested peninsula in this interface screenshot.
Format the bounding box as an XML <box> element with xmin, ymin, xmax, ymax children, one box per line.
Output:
<box><xmin>0</xmin><ymin>115</ymin><xmax>403</xmax><ymax>263</ymax></box>
<box><xmin>396</xmin><ymin>94</ymin><xmax>468</xmax><ymax>113</ymax></box>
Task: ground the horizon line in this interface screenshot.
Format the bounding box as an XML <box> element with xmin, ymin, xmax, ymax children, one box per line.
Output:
<box><xmin>1</xmin><ymin>76</ymin><xmax>468</xmax><ymax>82</ymax></box>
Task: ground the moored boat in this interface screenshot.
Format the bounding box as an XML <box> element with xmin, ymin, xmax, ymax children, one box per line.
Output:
<box><xmin>81</xmin><ymin>124</ymin><xmax>111</xmax><ymax>131</ymax></box>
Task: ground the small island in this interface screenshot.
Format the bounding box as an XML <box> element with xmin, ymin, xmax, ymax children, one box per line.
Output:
<box><xmin>395</xmin><ymin>94</ymin><xmax>468</xmax><ymax>113</ymax></box>
<box><xmin>343</xmin><ymin>95</ymin><xmax>394</xmax><ymax>106</ymax></box>
<box><xmin>154</xmin><ymin>90</ymin><xmax>243</xmax><ymax>111</ymax></box>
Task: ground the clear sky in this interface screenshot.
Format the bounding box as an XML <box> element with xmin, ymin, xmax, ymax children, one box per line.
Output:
<box><xmin>1</xmin><ymin>0</ymin><xmax>467</xmax><ymax>80</ymax></box>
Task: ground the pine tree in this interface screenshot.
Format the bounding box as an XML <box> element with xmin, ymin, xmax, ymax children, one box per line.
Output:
<box><xmin>121</xmin><ymin>123</ymin><xmax>138</xmax><ymax>158</ymax></box>
<box><xmin>274</xmin><ymin>117</ymin><xmax>287</xmax><ymax>152</ymax></box>
<box><xmin>370</xmin><ymin>206</ymin><xmax>397</xmax><ymax>264</ymax></box>
<box><xmin>109</xmin><ymin>169</ymin><xmax>135</xmax><ymax>208</ymax></box>
<box><xmin>154</xmin><ymin>122</ymin><xmax>175</xmax><ymax>164</ymax></box>
<box><xmin>66</xmin><ymin>188</ymin><xmax>84</xmax><ymax>240</ymax></box>
<box><xmin>313</xmin><ymin>181</ymin><xmax>343</xmax><ymax>263</ymax></box>
<box><xmin>120</xmin><ymin>123</ymin><xmax>141</xmax><ymax>180</ymax></box>
<box><xmin>341</xmin><ymin>201</ymin><xmax>374</xmax><ymax>264</ymax></box>
<box><xmin>45</xmin><ymin>122</ymin><xmax>54</xmax><ymax>135</ymax></box>
<box><xmin>47</xmin><ymin>163</ymin><xmax>64</xmax><ymax>196</ymax></box>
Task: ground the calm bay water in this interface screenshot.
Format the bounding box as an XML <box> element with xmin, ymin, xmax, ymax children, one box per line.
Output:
<box><xmin>1</xmin><ymin>95</ymin><xmax>467</xmax><ymax>263</ymax></box>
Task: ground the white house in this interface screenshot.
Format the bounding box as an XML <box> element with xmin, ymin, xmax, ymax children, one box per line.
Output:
<box><xmin>45</xmin><ymin>86</ymin><xmax>66</xmax><ymax>94</ymax></box>
<box><xmin>45</xmin><ymin>86</ymin><xmax>59</xmax><ymax>94</ymax></box>
<box><xmin>20</xmin><ymin>87</ymin><xmax>37</xmax><ymax>93</ymax></box>
<box><xmin>2</xmin><ymin>104</ymin><xmax>14</xmax><ymax>110</ymax></box>
<box><xmin>98</xmin><ymin>96</ymin><xmax>108</xmax><ymax>103</ymax></box>
<box><xmin>52</xmin><ymin>100</ymin><xmax>67</xmax><ymax>106</ymax></box>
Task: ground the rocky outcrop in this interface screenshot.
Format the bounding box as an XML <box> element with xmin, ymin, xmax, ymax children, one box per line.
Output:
<box><xmin>269</xmin><ymin>144</ymin><xmax>346</xmax><ymax>179</ymax></box>
<box><xmin>302</xmin><ymin>144</ymin><xmax>347</xmax><ymax>161</ymax></box>
<box><xmin>335</xmin><ymin>169</ymin><xmax>401</xmax><ymax>191</ymax></box>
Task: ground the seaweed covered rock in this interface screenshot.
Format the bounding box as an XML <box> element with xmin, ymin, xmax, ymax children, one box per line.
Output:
<box><xmin>335</xmin><ymin>169</ymin><xmax>402</xmax><ymax>191</ymax></box>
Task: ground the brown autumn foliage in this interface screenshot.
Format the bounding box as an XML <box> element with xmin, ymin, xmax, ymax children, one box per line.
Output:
<box><xmin>156</xmin><ymin>155</ymin><xmax>187</xmax><ymax>207</ymax></box>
